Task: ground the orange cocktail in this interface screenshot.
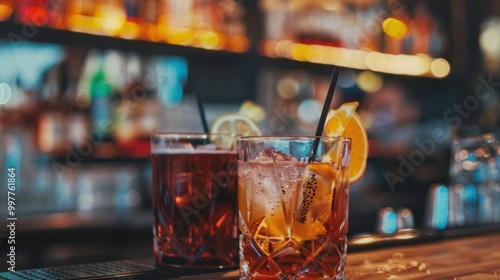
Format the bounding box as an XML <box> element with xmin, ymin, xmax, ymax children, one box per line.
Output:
<box><xmin>237</xmin><ymin>136</ymin><xmax>351</xmax><ymax>279</ymax></box>
<box><xmin>237</xmin><ymin>102</ymin><xmax>367</xmax><ymax>279</ymax></box>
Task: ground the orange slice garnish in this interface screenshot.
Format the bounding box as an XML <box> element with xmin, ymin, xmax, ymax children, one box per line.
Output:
<box><xmin>209</xmin><ymin>113</ymin><xmax>262</xmax><ymax>149</ymax></box>
<box><xmin>324</xmin><ymin>102</ymin><xmax>368</xmax><ymax>183</ymax></box>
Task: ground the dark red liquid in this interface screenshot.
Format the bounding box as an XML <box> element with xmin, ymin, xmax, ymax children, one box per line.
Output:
<box><xmin>152</xmin><ymin>152</ymin><xmax>239</xmax><ymax>267</ymax></box>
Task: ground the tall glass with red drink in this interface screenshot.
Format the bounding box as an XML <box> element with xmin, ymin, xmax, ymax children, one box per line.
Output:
<box><xmin>152</xmin><ymin>133</ymin><xmax>239</xmax><ymax>267</ymax></box>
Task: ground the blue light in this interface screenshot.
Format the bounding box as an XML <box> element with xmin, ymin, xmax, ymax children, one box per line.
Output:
<box><xmin>433</xmin><ymin>186</ymin><xmax>448</xmax><ymax>229</ymax></box>
<box><xmin>156</xmin><ymin>57</ymin><xmax>188</xmax><ymax>107</ymax></box>
<box><xmin>382</xmin><ymin>211</ymin><xmax>397</xmax><ymax>234</ymax></box>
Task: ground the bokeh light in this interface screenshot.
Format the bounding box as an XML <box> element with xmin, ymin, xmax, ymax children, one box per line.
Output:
<box><xmin>0</xmin><ymin>2</ymin><xmax>13</xmax><ymax>21</ymax></box>
<box><xmin>277</xmin><ymin>76</ymin><xmax>299</xmax><ymax>100</ymax></box>
<box><xmin>356</xmin><ymin>71</ymin><xmax>383</xmax><ymax>93</ymax></box>
<box><xmin>262</xmin><ymin>40</ymin><xmax>449</xmax><ymax>78</ymax></box>
<box><xmin>239</xmin><ymin>100</ymin><xmax>266</xmax><ymax>122</ymax></box>
<box><xmin>94</xmin><ymin>4</ymin><xmax>126</xmax><ymax>36</ymax></box>
<box><xmin>338</xmin><ymin>69</ymin><xmax>357</xmax><ymax>89</ymax></box>
<box><xmin>0</xmin><ymin>83</ymin><xmax>12</xmax><ymax>105</ymax></box>
<box><xmin>480</xmin><ymin>21</ymin><xmax>500</xmax><ymax>55</ymax></box>
<box><xmin>382</xmin><ymin>18</ymin><xmax>408</xmax><ymax>39</ymax></box>
<box><xmin>430</xmin><ymin>58</ymin><xmax>451</xmax><ymax>78</ymax></box>
<box><xmin>297</xmin><ymin>99</ymin><xmax>322</xmax><ymax>124</ymax></box>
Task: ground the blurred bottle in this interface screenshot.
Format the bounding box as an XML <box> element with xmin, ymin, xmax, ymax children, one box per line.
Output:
<box><xmin>2</xmin><ymin>129</ymin><xmax>35</xmax><ymax>214</ymax></box>
<box><xmin>37</xmin><ymin>63</ymin><xmax>70</xmax><ymax>154</ymax></box>
<box><xmin>139</xmin><ymin>0</ymin><xmax>159</xmax><ymax>41</ymax></box>
<box><xmin>408</xmin><ymin>4</ymin><xmax>435</xmax><ymax>55</ymax></box>
<box><xmin>448</xmin><ymin>126</ymin><xmax>500</xmax><ymax>227</ymax></box>
<box><xmin>89</xmin><ymin>59</ymin><xmax>113</xmax><ymax>141</ymax></box>
<box><xmin>47</xmin><ymin>0</ymin><xmax>67</xmax><ymax>29</ymax></box>
<box><xmin>193</xmin><ymin>0</ymin><xmax>223</xmax><ymax>50</ymax></box>
<box><xmin>162</xmin><ymin>0</ymin><xmax>195</xmax><ymax>46</ymax></box>
<box><xmin>113</xmin><ymin>54</ymin><xmax>159</xmax><ymax>156</ymax></box>
<box><xmin>120</xmin><ymin>0</ymin><xmax>141</xmax><ymax>39</ymax></box>
<box><xmin>0</xmin><ymin>0</ymin><xmax>14</xmax><ymax>21</ymax></box>
<box><xmin>425</xmin><ymin>184</ymin><xmax>449</xmax><ymax>230</ymax></box>
<box><xmin>224</xmin><ymin>0</ymin><xmax>249</xmax><ymax>53</ymax></box>
<box><xmin>114</xmin><ymin>165</ymin><xmax>142</xmax><ymax>212</ymax></box>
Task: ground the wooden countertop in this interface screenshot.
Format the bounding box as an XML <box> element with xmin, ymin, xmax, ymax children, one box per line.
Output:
<box><xmin>3</xmin><ymin>232</ymin><xmax>498</xmax><ymax>279</ymax></box>
<box><xmin>346</xmin><ymin>232</ymin><xmax>500</xmax><ymax>279</ymax></box>
<box><xmin>178</xmin><ymin>232</ymin><xmax>500</xmax><ymax>280</ymax></box>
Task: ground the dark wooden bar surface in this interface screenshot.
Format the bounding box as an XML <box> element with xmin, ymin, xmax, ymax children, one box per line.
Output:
<box><xmin>346</xmin><ymin>232</ymin><xmax>500</xmax><ymax>279</ymax></box>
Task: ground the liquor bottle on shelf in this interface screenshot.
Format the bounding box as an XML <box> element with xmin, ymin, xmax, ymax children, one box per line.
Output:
<box><xmin>221</xmin><ymin>0</ymin><xmax>249</xmax><ymax>52</ymax></box>
<box><xmin>193</xmin><ymin>0</ymin><xmax>223</xmax><ymax>50</ymax></box>
<box><xmin>139</xmin><ymin>0</ymin><xmax>160</xmax><ymax>41</ymax></box>
<box><xmin>89</xmin><ymin>58</ymin><xmax>114</xmax><ymax>141</ymax></box>
<box><xmin>113</xmin><ymin>54</ymin><xmax>158</xmax><ymax>157</ymax></box>
<box><xmin>408</xmin><ymin>4</ymin><xmax>436</xmax><ymax>55</ymax></box>
<box><xmin>120</xmin><ymin>0</ymin><xmax>141</xmax><ymax>39</ymax></box>
<box><xmin>47</xmin><ymin>0</ymin><xmax>67</xmax><ymax>29</ymax></box>
<box><xmin>37</xmin><ymin>63</ymin><xmax>70</xmax><ymax>154</ymax></box>
<box><xmin>161</xmin><ymin>0</ymin><xmax>195</xmax><ymax>46</ymax></box>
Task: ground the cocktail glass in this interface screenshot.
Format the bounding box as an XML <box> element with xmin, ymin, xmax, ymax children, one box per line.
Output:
<box><xmin>152</xmin><ymin>133</ymin><xmax>239</xmax><ymax>267</ymax></box>
<box><xmin>237</xmin><ymin>136</ymin><xmax>351</xmax><ymax>279</ymax></box>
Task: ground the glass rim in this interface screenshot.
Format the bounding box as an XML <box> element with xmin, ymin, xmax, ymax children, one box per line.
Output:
<box><xmin>237</xmin><ymin>135</ymin><xmax>351</xmax><ymax>143</ymax></box>
<box><xmin>152</xmin><ymin>132</ymin><xmax>237</xmax><ymax>139</ymax></box>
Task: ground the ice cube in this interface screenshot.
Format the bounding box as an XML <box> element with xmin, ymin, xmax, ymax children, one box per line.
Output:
<box><xmin>255</xmin><ymin>148</ymin><xmax>298</xmax><ymax>162</ymax></box>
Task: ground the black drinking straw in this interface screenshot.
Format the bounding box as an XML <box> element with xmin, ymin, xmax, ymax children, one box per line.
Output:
<box><xmin>195</xmin><ymin>91</ymin><xmax>210</xmax><ymax>133</ymax></box>
<box><xmin>309</xmin><ymin>67</ymin><xmax>342</xmax><ymax>160</ymax></box>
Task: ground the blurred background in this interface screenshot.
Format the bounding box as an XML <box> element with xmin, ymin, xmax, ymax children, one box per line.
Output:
<box><xmin>0</xmin><ymin>0</ymin><xmax>499</xmax><ymax>270</ymax></box>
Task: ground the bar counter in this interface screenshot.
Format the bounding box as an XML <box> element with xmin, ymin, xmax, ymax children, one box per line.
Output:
<box><xmin>178</xmin><ymin>232</ymin><xmax>500</xmax><ymax>279</ymax></box>
<box><xmin>345</xmin><ymin>232</ymin><xmax>500</xmax><ymax>279</ymax></box>
<box><xmin>1</xmin><ymin>231</ymin><xmax>499</xmax><ymax>279</ymax></box>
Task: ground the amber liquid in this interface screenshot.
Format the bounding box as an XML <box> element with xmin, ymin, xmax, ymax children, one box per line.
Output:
<box><xmin>238</xmin><ymin>161</ymin><xmax>350</xmax><ymax>279</ymax></box>
<box><xmin>152</xmin><ymin>152</ymin><xmax>239</xmax><ymax>267</ymax></box>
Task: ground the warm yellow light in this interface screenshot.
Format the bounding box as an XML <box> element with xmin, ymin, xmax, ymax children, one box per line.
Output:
<box><xmin>430</xmin><ymin>58</ymin><xmax>451</xmax><ymax>78</ymax></box>
<box><xmin>277</xmin><ymin>76</ymin><xmax>298</xmax><ymax>100</ymax></box>
<box><xmin>480</xmin><ymin>26</ymin><xmax>500</xmax><ymax>55</ymax></box>
<box><xmin>239</xmin><ymin>100</ymin><xmax>266</xmax><ymax>122</ymax></box>
<box><xmin>230</xmin><ymin>35</ymin><xmax>249</xmax><ymax>53</ymax></box>
<box><xmin>94</xmin><ymin>4</ymin><xmax>126</xmax><ymax>36</ymax></box>
<box><xmin>350</xmin><ymin>235</ymin><xmax>377</xmax><ymax>245</ymax></box>
<box><xmin>0</xmin><ymin>4</ymin><xmax>13</xmax><ymax>21</ymax></box>
<box><xmin>166</xmin><ymin>27</ymin><xmax>194</xmax><ymax>45</ymax></box>
<box><xmin>366</xmin><ymin>52</ymin><xmax>381</xmax><ymax>72</ymax></box>
<box><xmin>413</xmin><ymin>53</ymin><xmax>432</xmax><ymax>76</ymax></box>
<box><xmin>291</xmin><ymin>43</ymin><xmax>311</xmax><ymax>61</ymax></box>
<box><xmin>275</xmin><ymin>40</ymin><xmax>294</xmax><ymax>57</ymax></box>
<box><xmin>197</xmin><ymin>30</ymin><xmax>221</xmax><ymax>49</ymax></box>
<box><xmin>356</xmin><ymin>71</ymin><xmax>383</xmax><ymax>93</ymax></box>
<box><xmin>145</xmin><ymin>23</ymin><xmax>161</xmax><ymax>42</ymax></box>
<box><xmin>120</xmin><ymin>21</ymin><xmax>140</xmax><ymax>39</ymax></box>
<box><xmin>67</xmin><ymin>14</ymin><xmax>93</xmax><ymax>32</ymax></box>
<box><xmin>382</xmin><ymin>18</ymin><xmax>408</xmax><ymax>39</ymax></box>
<box><xmin>262</xmin><ymin>40</ymin><xmax>447</xmax><ymax>78</ymax></box>
<box><xmin>390</xmin><ymin>54</ymin><xmax>405</xmax><ymax>74</ymax></box>
<box><xmin>262</xmin><ymin>40</ymin><xmax>277</xmax><ymax>57</ymax></box>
